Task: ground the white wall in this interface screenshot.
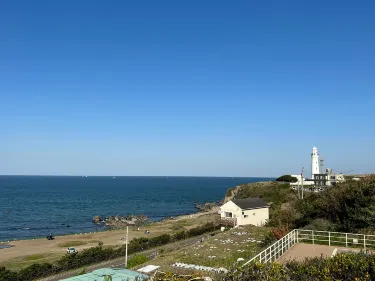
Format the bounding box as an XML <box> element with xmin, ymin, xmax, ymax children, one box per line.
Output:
<box><xmin>236</xmin><ymin>207</ymin><xmax>269</xmax><ymax>226</ymax></box>
<box><xmin>220</xmin><ymin>201</ymin><xmax>241</xmax><ymax>219</ymax></box>
<box><xmin>220</xmin><ymin>201</ymin><xmax>269</xmax><ymax>226</ymax></box>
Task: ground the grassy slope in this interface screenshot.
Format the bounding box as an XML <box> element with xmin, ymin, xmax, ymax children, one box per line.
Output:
<box><xmin>140</xmin><ymin>225</ymin><xmax>269</xmax><ymax>273</ymax></box>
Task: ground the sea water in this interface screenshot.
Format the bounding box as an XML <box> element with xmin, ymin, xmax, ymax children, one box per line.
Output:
<box><xmin>0</xmin><ymin>176</ymin><xmax>272</xmax><ymax>241</ymax></box>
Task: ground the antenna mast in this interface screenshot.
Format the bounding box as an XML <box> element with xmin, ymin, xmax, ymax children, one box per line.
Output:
<box><xmin>320</xmin><ymin>159</ymin><xmax>325</xmax><ymax>174</ymax></box>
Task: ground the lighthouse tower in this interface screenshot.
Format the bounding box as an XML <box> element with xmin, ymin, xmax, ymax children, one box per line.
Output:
<box><xmin>311</xmin><ymin>146</ymin><xmax>320</xmax><ymax>178</ymax></box>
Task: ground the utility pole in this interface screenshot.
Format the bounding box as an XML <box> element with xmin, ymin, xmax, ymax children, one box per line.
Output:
<box><xmin>125</xmin><ymin>226</ymin><xmax>129</xmax><ymax>268</ymax></box>
<box><xmin>297</xmin><ymin>178</ymin><xmax>300</xmax><ymax>199</ymax></box>
<box><xmin>301</xmin><ymin>167</ymin><xmax>304</xmax><ymax>200</ymax></box>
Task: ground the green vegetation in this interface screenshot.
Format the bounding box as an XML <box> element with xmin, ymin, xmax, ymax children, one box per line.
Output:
<box><xmin>0</xmin><ymin>222</ymin><xmax>219</xmax><ymax>281</ymax></box>
<box><xmin>126</xmin><ymin>254</ymin><xmax>149</xmax><ymax>269</ymax></box>
<box><xmin>57</xmin><ymin>241</ymin><xmax>88</xmax><ymax>248</ymax></box>
<box><xmin>266</xmin><ymin>175</ymin><xmax>375</xmax><ymax>233</ymax></box>
<box><xmin>226</xmin><ymin>188</ymin><xmax>234</xmax><ymax>198</ymax></box>
<box><xmin>24</xmin><ymin>254</ymin><xmax>45</xmax><ymax>261</ymax></box>
<box><xmin>275</xmin><ymin>175</ymin><xmax>298</xmax><ymax>183</ymax></box>
<box><xmin>235</xmin><ymin>176</ymin><xmax>375</xmax><ymax>234</ymax></box>
<box><xmin>219</xmin><ymin>252</ymin><xmax>375</xmax><ymax>281</ymax></box>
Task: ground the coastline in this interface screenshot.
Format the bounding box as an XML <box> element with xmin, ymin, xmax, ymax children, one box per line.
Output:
<box><xmin>0</xmin><ymin>207</ymin><xmax>217</xmax><ymax>243</ymax></box>
<box><xmin>0</xmin><ymin>208</ymin><xmax>220</xmax><ymax>266</ymax></box>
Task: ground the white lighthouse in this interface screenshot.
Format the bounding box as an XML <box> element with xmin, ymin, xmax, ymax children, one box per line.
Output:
<box><xmin>311</xmin><ymin>146</ymin><xmax>320</xmax><ymax>178</ymax></box>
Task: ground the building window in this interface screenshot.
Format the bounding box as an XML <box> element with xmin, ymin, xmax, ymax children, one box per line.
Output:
<box><xmin>244</xmin><ymin>215</ymin><xmax>248</xmax><ymax>218</ymax></box>
<box><xmin>242</xmin><ymin>211</ymin><xmax>244</xmax><ymax>215</ymax></box>
<box><xmin>253</xmin><ymin>213</ymin><xmax>256</xmax><ymax>216</ymax></box>
<box><xmin>225</xmin><ymin>212</ymin><xmax>232</xmax><ymax>218</ymax></box>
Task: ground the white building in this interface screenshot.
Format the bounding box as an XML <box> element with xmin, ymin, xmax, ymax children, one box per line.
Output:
<box><xmin>290</xmin><ymin>174</ymin><xmax>315</xmax><ymax>187</ymax></box>
<box><xmin>220</xmin><ymin>198</ymin><xmax>269</xmax><ymax>226</ymax></box>
<box><xmin>311</xmin><ymin>146</ymin><xmax>320</xmax><ymax>178</ymax></box>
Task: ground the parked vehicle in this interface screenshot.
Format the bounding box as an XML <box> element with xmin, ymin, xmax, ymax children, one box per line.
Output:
<box><xmin>67</xmin><ymin>247</ymin><xmax>78</xmax><ymax>254</ymax></box>
<box><xmin>46</xmin><ymin>233</ymin><xmax>54</xmax><ymax>240</ymax></box>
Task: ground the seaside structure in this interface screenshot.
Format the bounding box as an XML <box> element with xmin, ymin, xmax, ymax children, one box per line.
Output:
<box><xmin>61</xmin><ymin>268</ymin><xmax>148</xmax><ymax>281</ymax></box>
<box><xmin>290</xmin><ymin>174</ymin><xmax>314</xmax><ymax>187</ymax></box>
<box><xmin>290</xmin><ymin>146</ymin><xmax>346</xmax><ymax>189</ymax></box>
<box><xmin>220</xmin><ymin>198</ymin><xmax>269</xmax><ymax>226</ymax></box>
<box><xmin>314</xmin><ymin>169</ymin><xmax>346</xmax><ymax>187</ymax></box>
<box><xmin>311</xmin><ymin>146</ymin><xmax>320</xmax><ymax>178</ymax></box>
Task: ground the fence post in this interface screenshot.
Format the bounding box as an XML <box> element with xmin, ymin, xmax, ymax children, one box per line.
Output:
<box><xmin>297</xmin><ymin>229</ymin><xmax>299</xmax><ymax>243</ymax></box>
<box><xmin>269</xmin><ymin>246</ymin><xmax>272</xmax><ymax>262</ymax></box>
<box><xmin>346</xmin><ymin>233</ymin><xmax>348</xmax><ymax>248</ymax></box>
<box><xmin>312</xmin><ymin>230</ymin><xmax>314</xmax><ymax>244</ymax></box>
<box><xmin>364</xmin><ymin>235</ymin><xmax>366</xmax><ymax>251</ymax></box>
<box><xmin>329</xmin><ymin>232</ymin><xmax>331</xmax><ymax>246</ymax></box>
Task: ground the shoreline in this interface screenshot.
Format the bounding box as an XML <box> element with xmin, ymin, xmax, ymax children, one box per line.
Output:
<box><xmin>0</xmin><ymin>208</ymin><xmax>219</xmax><ymax>266</ymax></box>
<box><xmin>0</xmin><ymin>207</ymin><xmax>219</xmax><ymax>244</ymax></box>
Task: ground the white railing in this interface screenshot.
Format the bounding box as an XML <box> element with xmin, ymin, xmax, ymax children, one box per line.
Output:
<box><xmin>243</xmin><ymin>229</ymin><xmax>298</xmax><ymax>265</ymax></box>
<box><xmin>297</xmin><ymin>229</ymin><xmax>375</xmax><ymax>250</ymax></box>
<box><xmin>244</xmin><ymin>229</ymin><xmax>375</xmax><ymax>265</ymax></box>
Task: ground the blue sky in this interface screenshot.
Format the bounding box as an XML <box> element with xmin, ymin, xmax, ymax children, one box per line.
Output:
<box><xmin>0</xmin><ymin>0</ymin><xmax>374</xmax><ymax>177</ymax></box>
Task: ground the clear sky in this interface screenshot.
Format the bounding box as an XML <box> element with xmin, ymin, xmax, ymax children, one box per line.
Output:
<box><xmin>0</xmin><ymin>1</ymin><xmax>374</xmax><ymax>177</ymax></box>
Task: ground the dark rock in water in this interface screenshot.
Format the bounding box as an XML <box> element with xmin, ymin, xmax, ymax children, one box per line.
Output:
<box><xmin>101</xmin><ymin>214</ymin><xmax>150</xmax><ymax>230</ymax></box>
<box><xmin>194</xmin><ymin>201</ymin><xmax>220</xmax><ymax>212</ymax></box>
<box><xmin>93</xmin><ymin>215</ymin><xmax>101</xmax><ymax>223</ymax></box>
<box><xmin>66</xmin><ymin>225</ymin><xmax>71</xmax><ymax>228</ymax></box>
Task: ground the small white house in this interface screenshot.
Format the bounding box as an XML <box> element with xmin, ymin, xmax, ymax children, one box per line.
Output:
<box><xmin>220</xmin><ymin>198</ymin><xmax>269</xmax><ymax>226</ymax></box>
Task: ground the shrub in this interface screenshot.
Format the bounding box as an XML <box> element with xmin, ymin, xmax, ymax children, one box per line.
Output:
<box><xmin>172</xmin><ymin>230</ymin><xmax>186</xmax><ymax>241</ymax></box>
<box><xmin>126</xmin><ymin>254</ymin><xmax>149</xmax><ymax>269</ymax></box>
<box><xmin>276</xmin><ymin>175</ymin><xmax>298</xmax><ymax>183</ymax></box>
<box><xmin>220</xmin><ymin>252</ymin><xmax>375</xmax><ymax>281</ymax></box>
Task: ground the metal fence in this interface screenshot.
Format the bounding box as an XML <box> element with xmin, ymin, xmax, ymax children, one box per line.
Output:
<box><xmin>297</xmin><ymin>229</ymin><xmax>375</xmax><ymax>250</ymax></box>
<box><xmin>243</xmin><ymin>229</ymin><xmax>298</xmax><ymax>265</ymax></box>
<box><xmin>244</xmin><ymin>229</ymin><xmax>375</xmax><ymax>265</ymax></box>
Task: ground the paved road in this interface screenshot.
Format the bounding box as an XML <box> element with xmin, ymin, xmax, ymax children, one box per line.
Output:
<box><xmin>37</xmin><ymin>235</ymin><xmax>208</xmax><ymax>281</ymax></box>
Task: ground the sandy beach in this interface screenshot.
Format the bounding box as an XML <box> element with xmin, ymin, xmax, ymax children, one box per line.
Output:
<box><xmin>0</xmin><ymin>210</ymin><xmax>219</xmax><ymax>270</ymax></box>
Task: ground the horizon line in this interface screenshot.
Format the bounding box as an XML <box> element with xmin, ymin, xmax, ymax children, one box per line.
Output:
<box><xmin>0</xmin><ymin>174</ymin><xmax>277</xmax><ymax>178</ymax></box>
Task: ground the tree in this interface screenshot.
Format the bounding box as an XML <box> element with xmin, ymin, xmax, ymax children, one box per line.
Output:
<box><xmin>276</xmin><ymin>175</ymin><xmax>298</xmax><ymax>183</ymax></box>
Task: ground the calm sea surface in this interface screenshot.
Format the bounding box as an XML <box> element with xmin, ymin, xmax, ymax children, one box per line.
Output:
<box><xmin>0</xmin><ymin>176</ymin><xmax>272</xmax><ymax>241</ymax></box>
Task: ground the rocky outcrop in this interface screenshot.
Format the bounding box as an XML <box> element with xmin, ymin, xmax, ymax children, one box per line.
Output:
<box><xmin>194</xmin><ymin>201</ymin><xmax>221</xmax><ymax>212</ymax></box>
<box><xmin>102</xmin><ymin>215</ymin><xmax>150</xmax><ymax>229</ymax></box>
<box><xmin>93</xmin><ymin>216</ymin><xmax>101</xmax><ymax>223</ymax></box>
<box><xmin>223</xmin><ymin>185</ymin><xmax>242</xmax><ymax>203</ymax></box>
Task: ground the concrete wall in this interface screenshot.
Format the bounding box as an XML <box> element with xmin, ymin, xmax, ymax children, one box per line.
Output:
<box><xmin>220</xmin><ymin>201</ymin><xmax>269</xmax><ymax>226</ymax></box>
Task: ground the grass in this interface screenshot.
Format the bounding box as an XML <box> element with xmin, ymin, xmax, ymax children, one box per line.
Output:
<box><xmin>57</xmin><ymin>241</ymin><xmax>88</xmax><ymax>248</ymax></box>
<box><xmin>0</xmin><ymin>253</ymin><xmax>62</xmax><ymax>271</ymax></box>
<box><xmin>25</xmin><ymin>254</ymin><xmax>45</xmax><ymax>261</ymax></box>
<box><xmin>139</xmin><ymin>225</ymin><xmax>269</xmax><ymax>274</ymax></box>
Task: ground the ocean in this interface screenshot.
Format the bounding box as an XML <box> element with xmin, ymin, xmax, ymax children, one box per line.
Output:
<box><xmin>0</xmin><ymin>176</ymin><xmax>272</xmax><ymax>241</ymax></box>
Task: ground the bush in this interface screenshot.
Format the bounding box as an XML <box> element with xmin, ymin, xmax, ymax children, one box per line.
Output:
<box><xmin>276</xmin><ymin>175</ymin><xmax>298</xmax><ymax>183</ymax></box>
<box><xmin>220</xmin><ymin>252</ymin><xmax>375</xmax><ymax>281</ymax></box>
<box><xmin>296</xmin><ymin>176</ymin><xmax>375</xmax><ymax>232</ymax></box>
<box><xmin>126</xmin><ymin>254</ymin><xmax>149</xmax><ymax>269</ymax></box>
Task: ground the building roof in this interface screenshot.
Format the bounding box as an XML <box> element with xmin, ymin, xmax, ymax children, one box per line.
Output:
<box><xmin>61</xmin><ymin>268</ymin><xmax>148</xmax><ymax>281</ymax></box>
<box><xmin>231</xmin><ymin>198</ymin><xmax>269</xmax><ymax>210</ymax></box>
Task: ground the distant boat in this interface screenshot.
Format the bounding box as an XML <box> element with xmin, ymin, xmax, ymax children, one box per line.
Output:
<box><xmin>113</xmin><ymin>177</ymin><xmax>115</xmax><ymax>179</ymax></box>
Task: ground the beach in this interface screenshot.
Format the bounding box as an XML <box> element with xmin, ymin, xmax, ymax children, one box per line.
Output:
<box><xmin>0</xmin><ymin>209</ymin><xmax>219</xmax><ymax>269</ymax></box>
